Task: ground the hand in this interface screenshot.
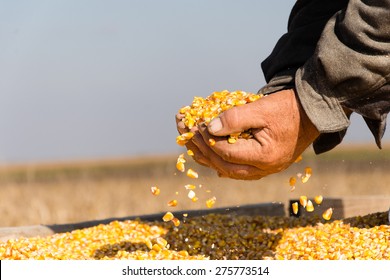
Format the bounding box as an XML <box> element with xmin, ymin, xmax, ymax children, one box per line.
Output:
<box><xmin>176</xmin><ymin>89</ymin><xmax>319</xmax><ymax>180</ymax></box>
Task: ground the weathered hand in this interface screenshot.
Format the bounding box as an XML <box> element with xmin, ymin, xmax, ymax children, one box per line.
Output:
<box><xmin>178</xmin><ymin>89</ymin><xmax>319</xmax><ymax>180</ymax></box>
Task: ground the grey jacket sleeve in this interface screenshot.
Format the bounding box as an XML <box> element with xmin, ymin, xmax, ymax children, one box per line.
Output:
<box><xmin>296</xmin><ymin>0</ymin><xmax>390</xmax><ymax>153</ymax></box>
<box><xmin>259</xmin><ymin>0</ymin><xmax>390</xmax><ymax>154</ymax></box>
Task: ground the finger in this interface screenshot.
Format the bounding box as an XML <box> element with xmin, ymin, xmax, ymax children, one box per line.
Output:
<box><xmin>198</xmin><ymin>124</ymin><xmax>272</xmax><ymax>167</ymax></box>
<box><xmin>207</xmin><ymin>101</ymin><xmax>266</xmax><ymax>136</ymax></box>
<box><xmin>183</xmin><ymin>137</ymin><xmax>215</xmax><ymax>169</ymax></box>
<box><xmin>191</xmin><ymin>130</ymin><xmax>267</xmax><ymax>179</ymax></box>
<box><xmin>175</xmin><ymin>113</ymin><xmax>187</xmax><ymax>134</ymax></box>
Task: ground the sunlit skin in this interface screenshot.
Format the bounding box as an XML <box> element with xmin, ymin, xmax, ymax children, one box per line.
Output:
<box><xmin>176</xmin><ymin>89</ymin><xmax>320</xmax><ymax>180</ymax></box>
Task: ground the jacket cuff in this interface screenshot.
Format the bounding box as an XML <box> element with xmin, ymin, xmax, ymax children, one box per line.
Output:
<box><xmin>295</xmin><ymin>65</ymin><xmax>350</xmax><ymax>134</ymax></box>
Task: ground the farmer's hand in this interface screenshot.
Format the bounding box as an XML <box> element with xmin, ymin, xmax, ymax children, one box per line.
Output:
<box><xmin>176</xmin><ymin>89</ymin><xmax>319</xmax><ymax>180</ymax></box>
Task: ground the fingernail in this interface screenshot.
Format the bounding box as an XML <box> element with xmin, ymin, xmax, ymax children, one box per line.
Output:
<box><xmin>208</xmin><ymin>118</ymin><xmax>222</xmax><ymax>133</ymax></box>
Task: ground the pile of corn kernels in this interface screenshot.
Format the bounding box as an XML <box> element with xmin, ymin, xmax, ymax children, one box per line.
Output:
<box><xmin>0</xmin><ymin>211</ymin><xmax>389</xmax><ymax>260</ymax></box>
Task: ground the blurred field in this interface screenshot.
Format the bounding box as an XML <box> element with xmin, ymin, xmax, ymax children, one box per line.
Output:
<box><xmin>0</xmin><ymin>143</ymin><xmax>389</xmax><ymax>227</ymax></box>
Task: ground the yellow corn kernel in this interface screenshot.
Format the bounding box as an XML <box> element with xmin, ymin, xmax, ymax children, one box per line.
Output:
<box><xmin>299</xmin><ymin>196</ymin><xmax>308</xmax><ymax>208</ymax></box>
<box><xmin>167</xmin><ymin>199</ymin><xmax>178</xmax><ymax>207</ymax></box>
<box><xmin>227</xmin><ymin>137</ymin><xmax>237</xmax><ymax>144</ymax></box>
<box><xmin>209</xmin><ymin>138</ymin><xmax>216</xmax><ymax>146</ymax></box>
<box><xmin>187</xmin><ymin>149</ymin><xmax>194</xmax><ymax>156</ymax></box>
<box><xmin>150</xmin><ymin>186</ymin><xmax>160</xmax><ymax>196</ymax></box>
<box><xmin>156</xmin><ymin>237</ymin><xmax>168</xmax><ymax>248</ymax></box>
<box><xmin>179</xmin><ymin>105</ymin><xmax>191</xmax><ymax>114</ymax></box>
<box><xmin>145</xmin><ymin>239</ymin><xmax>153</xmax><ymax>250</ymax></box>
<box><xmin>184</xmin><ymin>184</ymin><xmax>196</xmax><ymax>190</ymax></box>
<box><xmin>162</xmin><ymin>212</ymin><xmax>174</xmax><ymax>222</ymax></box>
<box><xmin>176</xmin><ymin>161</ymin><xmax>185</xmax><ymax>173</ymax></box>
<box><xmin>294</xmin><ymin>155</ymin><xmax>303</xmax><ymax>163</ymax></box>
<box><xmin>151</xmin><ymin>244</ymin><xmax>162</xmax><ymax>252</ymax></box>
<box><xmin>306</xmin><ymin>200</ymin><xmax>314</xmax><ymax>212</ymax></box>
<box><xmin>289</xmin><ymin>177</ymin><xmax>296</xmax><ymax>187</ymax></box>
<box><xmin>206</xmin><ymin>196</ymin><xmax>217</xmax><ymax>208</ymax></box>
<box><xmin>181</xmin><ymin>132</ymin><xmax>194</xmax><ymax>140</ymax></box>
<box><xmin>171</xmin><ymin>217</ymin><xmax>181</xmax><ymax>227</ymax></box>
<box><xmin>176</xmin><ymin>135</ymin><xmax>188</xmax><ymax>146</ymax></box>
<box><xmin>176</xmin><ymin>154</ymin><xmax>186</xmax><ymax>172</ymax></box>
<box><xmin>304</xmin><ymin>167</ymin><xmax>312</xmax><ymax>176</ymax></box>
<box><xmin>292</xmin><ymin>202</ymin><xmax>299</xmax><ymax>215</ymax></box>
<box><xmin>186</xmin><ymin>168</ymin><xmax>198</xmax><ymax>179</ymax></box>
<box><xmin>322</xmin><ymin>208</ymin><xmax>333</xmax><ymax>220</ymax></box>
<box><xmin>187</xmin><ymin>190</ymin><xmax>196</xmax><ymax>200</ymax></box>
<box><xmin>191</xmin><ymin>197</ymin><xmax>199</xmax><ymax>202</ymax></box>
<box><xmin>314</xmin><ymin>195</ymin><xmax>323</xmax><ymax>205</ymax></box>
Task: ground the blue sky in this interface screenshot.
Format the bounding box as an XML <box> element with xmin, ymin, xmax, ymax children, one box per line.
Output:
<box><xmin>0</xmin><ymin>0</ymin><xmax>388</xmax><ymax>163</ymax></box>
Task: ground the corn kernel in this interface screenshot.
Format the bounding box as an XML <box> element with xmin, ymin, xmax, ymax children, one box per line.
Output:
<box><xmin>167</xmin><ymin>200</ymin><xmax>178</xmax><ymax>207</ymax></box>
<box><xmin>209</xmin><ymin>138</ymin><xmax>216</xmax><ymax>146</ymax></box>
<box><xmin>187</xmin><ymin>190</ymin><xmax>196</xmax><ymax>200</ymax></box>
<box><xmin>171</xmin><ymin>218</ymin><xmax>181</xmax><ymax>227</ymax></box>
<box><xmin>187</xmin><ymin>150</ymin><xmax>194</xmax><ymax>156</ymax></box>
<box><xmin>322</xmin><ymin>208</ymin><xmax>333</xmax><ymax>220</ymax></box>
<box><xmin>306</xmin><ymin>200</ymin><xmax>314</xmax><ymax>212</ymax></box>
<box><xmin>186</xmin><ymin>168</ymin><xmax>198</xmax><ymax>179</ymax></box>
<box><xmin>294</xmin><ymin>155</ymin><xmax>303</xmax><ymax>163</ymax></box>
<box><xmin>162</xmin><ymin>212</ymin><xmax>174</xmax><ymax>222</ymax></box>
<box><xmin>227</xmin><ymin>137</ymin><xmax>237</xmax><ymax>144</ymax></box>
<box><xmin>156</xmin><ymin>237</ymin><xmax>168</xmax><ymax>248</ymax></box>
<box><xmin>299</xmin><ymin>196</ymin><xmax>308</xmax><ymax>208</ymax></box>
<box><xmin>184</xmin><ymin>184</ymin><xmax>196</xmax><ymax>190</ymax></box>
<box><xmin>150</xmin><ymin>186</ymin><xmax>160</xmax><ymax>196</ymax></box>
<box><xmin>289</xmin><ymin>177</ymin><xmax>296</xmax><ymax>189</ymax></box>
<box><xmin>205</xmin><ymin>196</ymin><xmax>216</xmax><ymax>208</ymax></box>
<box><xmin>292</xmin><ymin>202</ymin><xmax>299</xmax><ymax>215</ymax></box>
<box><xmin>314</xmin><ymin>195</ymin><xmax>323</xmax><ymax>205</ymax></box>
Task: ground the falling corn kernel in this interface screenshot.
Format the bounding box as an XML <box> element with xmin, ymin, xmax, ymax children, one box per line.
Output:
<box><xmin>184</xmin><ymin>184</ymin><xmax>196</xmax><ymax>190</ymax></box>
<box><xmin>301</xmin><ymin>167</ymin><xmax>312</xmax><ymax>183</ymax></box>
<box><xmin>299</xmin><ymin>196</ymin><xmax>308</xmax><ymax>208</ymax></box>
<box><xmin>187</xmin><ymin>149</ymin><xmax>194</xmax><ymax>156</ymax></box>
<box><xmin>150</xmin><ymin>186</ymin><xmax>160</xmax><ymax>196</ymax></box>
<box><xmin>314</xmin><ymin>195</ymin><xmax>323</xmax><ymax>205</ymax></box>
<box><xmin>294</xmin><ymin>155</ymin><xmax>303</xmax><ymax>163</ymax></box>
<box><xmin>306</xmin><ymin>200</ymin><xmax>314</xmax><ymax>212</ymax></box>
<box><xmin>322</xmin><ymin>208</ymin><xmax>333</xmax><ymax>220</ymax></box>
<box><xmin>176</xmin><ymin>161</ymin><xmax>185</xmax><ymax>173</ymax></box>
<box><xmin>171</xmin><ymin>217</ymin><xmax>181</xmax><ymax>227</ymax></box>
<box><xmin>167</xmin><ymin>200</ymin><xmax>178</xmax><ymax>207</ymax></box>
<box><xmin>206</xmin><ymin>197</ymin><xmax>217</xmax><ymax>208</ymax></box>
<box><xmin>162</xmin><ymin>212</ymin><xmax>174</xmax><ymax>222</ymax></box>
<box><xmin>187</xmin><ymin>190</ymin><xmax>196</xmax><ymax>200</ymax></box>
<box><xmin>176</xmin><ymin>154</ymin><xmax>186</xmax><ymax>172</ymax></box>
<box><xmin>209</xmin><ymin>138</ymin><xmax>216</xmax><ymax>146</ymax></box>
<box><xmin>304</xmin><ymin>167</ymin><xmax>312</xmax><ymax>176</ymax></box>
<box><xmin>187</xmin><ymin>168</ymin><xmax>198</xmax><ymax>179</ymax></box>
<box><xmin>289</xmin><ymin>177</ymin><xmax>296</xmax><ymax>191</ymax></box>
<box><xmin>292</xmin><ymin>202</ymin><xmax>299</xmax><ymax>215</ymax></box>
<box><xmin>191</xmin><ymin>197</ymin><xmax>199</xmax><ymax>202</ymax></box>
<box><xmin>289</xmin><ymin>176</ymin><xmax>296</xmax><ymax>186</ymax></box>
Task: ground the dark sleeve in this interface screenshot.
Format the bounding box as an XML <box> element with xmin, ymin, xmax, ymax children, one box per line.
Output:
<box><xmin>260</xmin><ymin>0</ymin><xmax>390</xmax><ymax>154</ymax></box>
<box><xmin>295</xmin><ymin>0</ymin><xmax>390</xmax><ymax>153</ymax></box>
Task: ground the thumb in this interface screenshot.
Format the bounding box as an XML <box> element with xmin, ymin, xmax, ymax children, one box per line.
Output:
<box><xmin>207</xmin><ymin>104</ymin><xmax>263</xmax><ymax>136</ymax></box>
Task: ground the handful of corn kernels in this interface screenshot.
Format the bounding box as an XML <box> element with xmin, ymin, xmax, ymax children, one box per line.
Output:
<box><xmin>176</xmin><ymin>90</ymin><xmax>263</xmax><ymax>146</ymax></box>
